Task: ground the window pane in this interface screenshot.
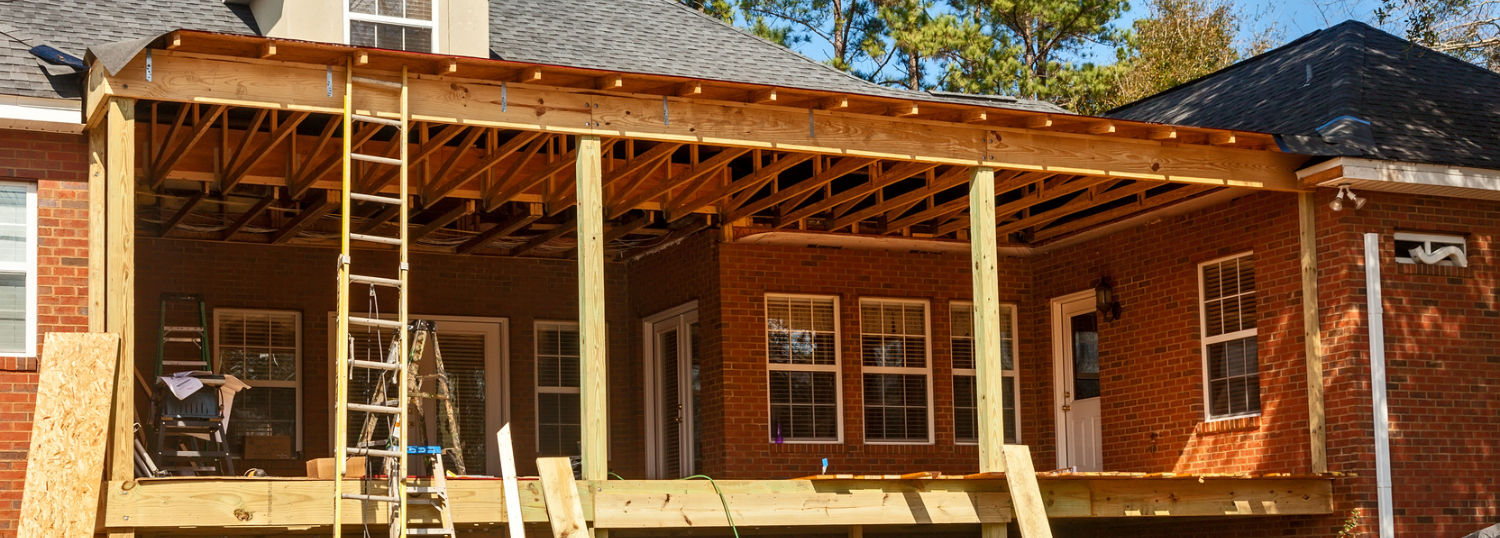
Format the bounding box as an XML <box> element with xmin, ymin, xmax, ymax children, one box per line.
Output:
<box><xmin>218</xmin><ymin>311</ymin><xmax>298</xmax><ymax>382</ymax></box>
<box><xmin>0</xmin><ymin>273</ymin><xmax>24</xmax><ymax>353</ymax></box>
<box><xmin>537</xmin><ymin>325</ymin><xmax>579</xmax><ymax>388</ymax></box>
<box><xmin>954</xmin><ymin>375</ymin><xmax>976</xmax><ymax>442</ymax></box>
<box><xmin>439</xmin><ymin>333</ymin><xmax>489</xmax><ymax>473</ymax></box>
<box><xmin>349</xmin><ymin>20</ymin><xmax>378</xmax><ymax>48</ymax></box>
<box><xmin>769</xmin><ymin>370</ymin><xmax>837</xmax><ymax>442</ymax></box>
<box><xmin>538</xmin><ymin>392</ymin><xmax>580</xmax><ymax>457</ymax></box>
<box><xmin>350</xmin><ymin>0</ymin><xmax>378</xmax><ymax>15</ymax></box>
<box><xmin>228</xmin><ymin>386</ymin><xmax>297</xmax><ymax>452</ymax></box>
<box><xmin>863</xmin><ymin>373</ymin><xmax>928</xmax><ymax>442</ymax></box>
<box><xmin>404</xmin><ymin>26</ymin><xmax>432</xmax><ymax>53</ymax></box>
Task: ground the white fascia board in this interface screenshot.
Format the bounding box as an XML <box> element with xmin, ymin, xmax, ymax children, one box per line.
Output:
<box><xmin>0</xmin><ymin>95</ymin><xmax>83</xmax><ymax>130</ymax></box>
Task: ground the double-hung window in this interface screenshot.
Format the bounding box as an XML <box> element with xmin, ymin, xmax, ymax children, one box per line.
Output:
<box><xmin>347</xmin><ymin>0</ymin><xmax>437</xmax><ymax>53</ymax></box>
<box><xmin>1200</xmin><ymin>253</ymin><xmax>1260</xmax><ymax>419</ymax></box>
<box><xmin>0</xmin><ymin>182</ymin><xmax>35</xmax><ymax>357</ymax></box>
<box><xmin>860</xmin><ymin>299</ymin><xmax>932</xmax><ymax>444</ymax></box>
<box><xmin>535</xmin><ymin>322</ymin><xmax>581</xmax><ymax>457</ymax></box>
<box><xmin>214</xmin><ymin>309</ymin><xmax>302</xmax><ymax>453</ymax></box>
<box><xmin>765</xmin><ymin>294</ymin><xmax>841</xmax><ymax>443</ymax></box>
<box><xmin>951</xmin><ymin>302</ymin><xmax>1019</xmax><ymax>444</ymax></box>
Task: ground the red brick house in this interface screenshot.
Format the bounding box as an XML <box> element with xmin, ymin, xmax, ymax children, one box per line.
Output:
<box><xmin>0</xmin><ymin>1</ymin><xmax>1495</xmax><ymax>536</ymax></box>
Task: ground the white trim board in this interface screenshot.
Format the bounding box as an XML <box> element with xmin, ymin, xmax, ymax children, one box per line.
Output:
<box><xmin>1299</xmin><ymin>157</ymin><xmax>1500</xmax><ymax>201</ymax></box>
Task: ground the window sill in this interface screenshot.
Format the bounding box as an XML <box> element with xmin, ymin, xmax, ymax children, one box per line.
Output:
<box><xmin>1196</xmin><ymin>415</ymin><xmax>1260</xmax><ymax>434</ymax></box>
<box><xmin>1396</xmin><ymin>263</ymin><xmax>1468</xmax><ymax>278</ymax></box>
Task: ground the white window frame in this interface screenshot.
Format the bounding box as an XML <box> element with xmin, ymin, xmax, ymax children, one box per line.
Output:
<box><xmin>214</xmin><ymin>308</ymin><xmax>303</xmax><ymax>453</ymax></box>
<box><xmin>1198</xmin><ymin>252</ymin><xmax>1261</xmax><ymax>422</ymax></box>
<box><xmin>0</xmin><ymin>181</ymin><xmax>36</xmax><ymax>358</ymax></box>
<box><xmin>1393</xmin><ymin>231</ymin><xmax>1467</xmax><ymax>266</ymax></box>
<box><xmin>535</xmin><ymin>320</ymin><xmax>582</xmax><ymax>456</ymax></box>
<box><xmin>859</xmin><ymin>297</ymin><xmax>934</xmax><ymax>445</ymax></box>
<box><xmin>764</xmin><ymin>293</ymin><xmax>843</xmax><ymax>444</ymax></box>
<box><xmin>343</xmin><ymin>0</ymin><xmax>440</xmax><ymax>53</ymax></box>
<box><xmin>951</xmin><ymin>301</ymin><xmax>1020</xmax><ymax>445</ymax></box>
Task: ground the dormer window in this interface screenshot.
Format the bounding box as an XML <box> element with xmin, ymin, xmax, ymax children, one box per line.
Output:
<box><xmin>347</xmin><ymin>0</ymin><xmax>437</xmax><ymax>53</ymax></box>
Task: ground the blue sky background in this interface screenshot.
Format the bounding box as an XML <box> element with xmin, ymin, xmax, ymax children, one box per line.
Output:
<box><xmin>776</xmin><ymin>0</ymin><xmax>1397</xmax><ymax>82</ymax></box>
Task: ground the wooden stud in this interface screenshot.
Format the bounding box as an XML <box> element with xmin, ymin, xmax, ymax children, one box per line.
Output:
<box><xmin>1298</xmin><ymin>192</ymin><xmax>1327</xmax><ymax>474</ymax></box>
<box><xmin>270</xmin><ymin>190</ymin><xmax>336</xmax><ymax>244</ymax></box>
<box><xmin>353</xmin><ymin>51</ymin><xmax>369</xmax><ymax>66</ymax></box>
<box><xmin>166</xmin><ymin>35</ymin><xmax>182</xmax><ymax>49</ymax></box>
<box><xmin>1003</xmin><ymin>445</ymin><xmax>1053</xmax><ymax>537</ymax></box>
<box><xmin>1210</xmin><ymin>132</ymin><xmax>1237</xmax><ymax>146</ymax></box>
<box><xmin>537</xmin><ymin>457</ymin><xmax>591</xmax><ymax>538</ymax></box>
<box><xmin>751</xmin><ymin>89</ymin><xmax>778</xmax><ymax>104</ymax></box>
<box><xmin>889</xmin><ymin>102</ymin><xmax>920</xmax><ymax>117</ymax></box>
<box><xmin>223</xmin><ymin>195</ymin><xmax>275</xmax><ymax>241</ymax></box>
<box><xmin>1029</xmin><ymin>185</ymin><xmax>1210</xmax><ymax>242</ymax></box>
<box><xmin>444</xmin><ymin>59</ymin><xmax>459</xmax><ymax>74</ymax></box>
<box><xmin>87</xmin><ymin>120</ymin><xmax>106</xmax><ymax>333</ymax></box>
<box><xmin>574</xmin><ymin>135</ymin><xmax>609</xmax><ymax>484</ymax></box>
<box><xmin>150</xmin><ymin>104</ymin><xmax>227</xmax><ymax>189</ymax></box>
<box><xmin>962</xmin><ymin>110</ymin><xmax>989</xmax><ymax>123</ymax></box>
<box><xmin>779</xmin><ymin>161</ymin><xmax>938</xmax><ymax>226</ymax></box>
<box><xmin>428</xmin><ymin>130</ymin><xmax>541</xmax><ymax>202</ymax></box>
<box><xmin>821</xmin><ymin>95</ymin><xmax>850</xmax><ymax>110</ymax></box>
<box><xmin>727</xmin><ymin>156</ymin><xmax>873</xmax><ymax>221</ymax></box>
<box><xmin>676</xmin><ymin>82</ymin><xmax>703</xmax><ymax>97</ymax></box>
<box><xmin>969</xmin><ymin>165</ymin><xmax>1010</xmax><ymax>538</ymax></box>
<box><xmin>519</xmin><ymin>67</ymin><xmax>543</xmax><ymax>83</ymax></box>
<box><xmin>1148</xmin><ymin>127</ymin><xmax>1177</xmax><ymax>140</ymax></box>
<box><xmin>158</xmin><ymin>191</ymin><xmax>205</xmax><ymax>236</ymax></box>
<box><xmin>667</xmin><ymin>152</ymin><xmax>812</xmax><ymax>220</ymax></box>
<box><xmin>258</xmin><ymin>42</ymin><xmax>277</xmax><ymax>59</ymax></box>
<box><xmin>103</xmin><ymin>98</ymin><xmax>136</xmax><ymax>493</ymax></box>
<box><xmin>1087</xmin><ymin>121</ymin><xmax>1116</xmax><ymax>135</ymax></box>
<box><xmin>597</xmin><ymin>75</ymin><xmax>624</xmax><ymax>90</ymax></box>
<box><xmin>603</xmin><ymin>211</ymin><xmax>654</xmax><ymax>243</ymax></box>
<box><xmin>499</xmin><ymin>425</ymin><xmax>525</xmax><ymax>536</ymax></box>
<box><xmin>411</xmin><ymin>201</ymin><xmax>474</xmax><ymax>242</ymax></box>
<box><xmin>455</xmin><ymin>203</ymin><xmax>542</xmax><ymax>254</ymax></box>
<box><xmin>222</xmin><ymin>111</ymin><xmax>311</xmax><ymax>191</ymax></box>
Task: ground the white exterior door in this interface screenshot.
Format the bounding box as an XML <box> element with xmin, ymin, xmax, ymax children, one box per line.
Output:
<box><xmin>644</xmin><ymin>304</ymin><xmax>700</xmax><ymax>479</ymax></box>
<box><xmin>1053</xmin><ymin>292</ymin><xmax>1103</xmax><ymax>472</ymax></box>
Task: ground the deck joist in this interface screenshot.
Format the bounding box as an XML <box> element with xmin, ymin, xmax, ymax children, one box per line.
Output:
<box><xmin>102</xmin><ymin>474</ymin><xmax>1334</xmax><ymax>533</ymax></box>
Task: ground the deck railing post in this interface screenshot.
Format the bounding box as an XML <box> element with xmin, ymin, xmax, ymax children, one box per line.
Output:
<box><xmin>97</xmin><ymin>96</ymin><xmax>137</xmax><ymax>538</ymax></box>
<box><xmin>576</xmin><ymin>135</ymin><xmax>609</xmax><ymax>485</ymax></box>
<box><xmin>1297</xmin><ymin>192</ymin><xmax>1328</xmax><ymax>474</ymax></box>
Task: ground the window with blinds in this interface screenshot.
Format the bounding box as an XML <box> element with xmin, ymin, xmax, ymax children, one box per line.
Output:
<box><xmin>951</xmin><ymin>302</ymin><xmax>1018</xmax><ymax>444</ymax></box>
<box><xmin>0</xmin><ymin>183</ymin><xmax>35</xmax><ymax>356</ymax></box>
<box><xmin>431</xmin><ymin>332</ymin><xmax>488</xmax><ymax>473</ymax></box>
<box><xmin>860</xmin><ymin>299</ymin><xmax>931</xmax><ymax>443</ymax></box>
<box><xmin>347</xmin><ymin>0</ymin><xmax>436</xmax><ymax>52</ymax></box>
<box><xmin>765</xmin><ymin>295</ymin><xmax>840</xmax><ymax>443</ymax></box>
<box><xmin>536</xmin><ymin>322</ymin><xmax>581</xmax><ymax>457</ymax></box>
<box><xmin>215</xmin><ymin>309</ymin><xmax>301</xmax><ymax>453</ymax></box>
<box><xmin>1200</xmin><ymin>253</ymin><xmax>1260</xmax><ymax>419</ymax></box>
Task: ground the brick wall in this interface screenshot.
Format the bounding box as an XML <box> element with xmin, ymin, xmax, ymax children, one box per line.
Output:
<box><xmin>133</xmin><ymin>238</ymin><xmax>645</xmax><ymax>478</ymax></box>
<box><xmin>0</xmin><ymin>128</ymin><xmax>90</xmax><ymax>532</ymax></box>
<box><xmin>712</xmin><ymin>238</ymin><xmax>1031</xmax><ymax>478</ymax></box>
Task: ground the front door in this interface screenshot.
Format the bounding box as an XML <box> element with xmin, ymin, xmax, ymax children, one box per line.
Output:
<box><xmin>645</xmin><ymin>304</ymin><xmax>700</xmax><ymax>479</ymax></box>
<box><xmin>1053</xmin><ymin>292</ymin><xmax>1102</xmax><ymax>471</ymax></box>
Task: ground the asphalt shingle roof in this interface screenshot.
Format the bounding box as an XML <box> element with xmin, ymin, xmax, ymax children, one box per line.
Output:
<box><xmin>0</xmin><ymin>0</ymin><xmax>1060</xmax><ymax>112</ymax></box>
<box><xmin>1108</xmin><ymin>20</ymin><xmax>1500</xmax><ymax>170</ymax></box>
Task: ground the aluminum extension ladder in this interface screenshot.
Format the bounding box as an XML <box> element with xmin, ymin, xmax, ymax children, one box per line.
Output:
<box><xmin>331</xmin><ymin>59</ymin><xmax>434</xmax><ymax>537</ymax></box>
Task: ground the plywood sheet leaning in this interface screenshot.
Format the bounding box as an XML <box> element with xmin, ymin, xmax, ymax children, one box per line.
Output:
<box><xmin>17</xmin><ymin>332</ymin><xmax>122</xmax><ymax>537</ymax></box>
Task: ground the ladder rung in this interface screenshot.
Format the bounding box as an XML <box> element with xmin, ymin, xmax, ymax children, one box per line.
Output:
<box><xmin>351</xmin><ymin>113</ymin><xmax>402</xmax><ymax>127</ymax></box>
<box><xmin>346</xmin><ymin>447</ymin><xmax>404</xmax><ymax>458</ymax></box>
<box><xmin>348</xmin><ymin>402</ymin><xmax>403</xmax><ymax>415</ymax></box>
<box><xmin>159</xmin><ymin>450</ymin><xmax>230</xmax><ymax>458</ymax></box>
<box><xmin>406</xmin><ymin>486</ymin><xmax>445</xmax><ymax>495</ymax></box>
<box><xmin>163</xmin><ymin>338</ymin><xmax>202</xmax><ymax>344</ymax></box>
<box><xmin>350</xmin><ymin>192</ymin><xmax>403</xmax><ymax>205</ymax></box>
<box><xmin>348</xmin><ymin>316</ymin><xmax>402</xmax><ymax>329</ymax></box>
<box><xmin>161</xmin><ymin>360</ymin><xmax>206</xmax><ymax>366</ymax></box>
<box><xmin>350</xmin><ymin>358</ymin><xmax>402</xmax><ymax>371</ymax></box>
<box><xmin>350</xmin><ymin>273</ymin><xmax>403</xmax><ymax>287</ymax></box>
<box><xmin>349</xmin><ymin>233</ymin><xmax>403</xmax><ymax>246</ymax></box>
<box><xmin>342</xmin><ymin>493</ymin><xmax>400</xmax><ymax>503</ymax></box>
<box><xmin>352</xmin><ymin>76</ymin><xmax>403</xmax><ymax>90</ymax></box>
<box><xmin>162</xmin><ymin>326</ymin><xmax>206</xmax><ymax>333</ymax></box>
<box><xmin>350</xmin><ymin>153</ymin><xmax>402</xmax><ymax>166</ymax></box>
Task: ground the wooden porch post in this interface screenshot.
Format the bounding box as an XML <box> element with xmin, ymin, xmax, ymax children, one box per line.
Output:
<box><xmin>968</xmin><ymin>166</ymin><xmax>1009</xmax><ymax>538</ymax></box>
<box><xmin>1297</xmin><ymin>193</ymin><xmax>1327</xmax><ymax>473</ymax></box>
<box><xmin>91</xmin><ymin>96</ymin><xmax>136</xmax><ymax>535</ymax></box>
<box><xmin>575</xmin><ymin>135</ymin><xmax>608</xmax><ymax>484</ymax></box>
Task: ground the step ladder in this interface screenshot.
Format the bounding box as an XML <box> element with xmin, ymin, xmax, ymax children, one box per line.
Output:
<box><xmin>150</xmin><ymin>293</ymin><xmax>234</xmax><ymax>475</ymax></box>
<box><xmin>357</xmin><ymin>321</ymin><xmax>468</xmax><ymax>476</ymax></box>
<box><xmin>406</xmin><ymin>446</ymin><xmax>456</xmax><ymax>536</ymax></box>
<box><xmin>333</xmin><ymin>61</ymin><xmax>415</xmax><ymax>537</ymax></box>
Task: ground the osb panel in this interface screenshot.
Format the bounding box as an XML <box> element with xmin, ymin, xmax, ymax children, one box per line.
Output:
<box><xmin>17</xmin><ymin>332</ymin><xmax>121</xmax><ymax>537</ymax></box>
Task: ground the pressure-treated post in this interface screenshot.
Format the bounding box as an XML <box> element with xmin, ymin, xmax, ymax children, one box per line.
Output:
<box><xmin>968</xmin><ymin>166</ymin><xmax>1009</xmax><ymax>538</ymax></box>
<box><xmin>1297</xmin><ymin>193</ymin><xmax>1327</xmax><ymax>474</ymax></box>
<box><xmin>576</xmin><ymin>135</ymin><xmax>608</xmax><ymax>483</ymax></box>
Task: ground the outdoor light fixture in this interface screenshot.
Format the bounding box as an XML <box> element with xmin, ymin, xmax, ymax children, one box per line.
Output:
<box><xmin>1095</xmin><ymin>276</ymin><xmax>1121</xmax><ymax>321</ymax></box>
<box><xmin>1329</xmin><ymin>183</ymin><xmax>1367</xmax><ymax>211</ymax></box>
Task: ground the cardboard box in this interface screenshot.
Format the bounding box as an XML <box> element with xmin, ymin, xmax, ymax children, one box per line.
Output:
<box><xmin>243</xmin><ymin>435</ymin><xmax>292</xmax><ymax>459</ymax></box>
<box><xmin>305</xmin><ymin>456</ymin><xmax>367</xmax><ymax>479</ymax></box>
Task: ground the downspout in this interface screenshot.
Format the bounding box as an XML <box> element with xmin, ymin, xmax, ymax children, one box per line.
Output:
<box><xmin>1363</xmin><ymin>233</ymin><xmax>1394</xmax><ymax>538</ymax></box>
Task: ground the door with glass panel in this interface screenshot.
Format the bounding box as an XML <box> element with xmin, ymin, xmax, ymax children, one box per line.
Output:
<box><xmin>332</xmin><ymin>315</ymin><xmax>505</xmax><ymax>474</ymax></box>
<box><xmin>645</xmin><ymin>305</ymin><xmax>700</xmax><ymax>479</ymax></box>
<box><xmin>1052</xmin><ymin>292</ymin><xmax>1102</xmax><ymax>471</ymax></box>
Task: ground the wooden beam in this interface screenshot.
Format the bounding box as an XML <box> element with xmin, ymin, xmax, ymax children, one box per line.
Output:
<box><xmin>676</xmin><ymin>82</ymin><xmax>702</xmax><ymax>97</ymax></box>
<box><xmin>888</xmin><ymin>102</ymin><xmax>920</xmax><ymax>117</ymax></box>
<box><xmin>779</xmin><ymin>161</ymin><xmax>938</xmax><ymax>227</ymax></box>
<box><xmin>87</xmin><ymin>121</ymin><xmax>106</xmax><ymax>333</ymax></box>
<box><xmin>821</xmin><ymin>95</ymin><xmax>849</xmax><ymax>110</ymax></box>
<box><xmin>364</xmin><ymin>122</ymin><xmax>470</xmax><ymax>193</ymax></box>
<box><xmin>503</xmin><ymin>219</ymin><xmax>572</xmax><ymax>257</ymax></box>
<box><xmin>664</xmin><ymin>152</ymin><xmax>812</xmax><ymax>221</ymax></box>
<box><xmin>831</xmin><ymin>167</ymin><xmax>969</xmax><ymax>231</ymax></box>
<box><xmin>270</xmin><ymin>190</ymin><xmax>336</xmax><ymax>244</ymax></box>
<box><xmin>962</xmin><ymin>110</ymin><xmax>989</xmax><ymax>123</ymax></box>
<box><xmin>1087</xmin><ymin>121</ymin><xmax>1116</xmax><ymax>135</ymax></box>
<box><xmin>603</xmin><ymin>211</ymin><xmax>654</xmax><ymax>244</ymax></box>
<box><xmin>454</xmin><ymin>203</ymin><xmax>542</xmax><ymax>254</ymax></box>
<box><xmin>518</xmin><ymin>67</ymin><xmax>543</xmax><ymax>83</ymax></box>
<box><xmin>1002</xmin><ymin>445</ymin><xmax>1053</xmax><ymax>538</ymax></box>
<box><xmin>411</xmin><ymin>201</ymin><xmax>474</xmax><ymax>243</ymax></box>
<box><xmin>258</xmin><ymin>42</ymin><xmax>277</xmax><ymax>59</ymax></box>
<box><xmin>150</xmin><ymin>104</ymin><xmax>225</xmax><ymax>189</ymax></box>
<box><xmin>427</xmin><ymin>130</ymin><xmax>542</xmax><ymax>202</ymax></box>
<box><xmin>1298</xmin><ymin>192</ymin><xmax>1327</xmax><ymax>474</ymax></box>
<box><xmin>969</xmin><ymin>165</ymin><xmax>1009</xmax><ymax>538</ymax></box>
<box><xmin>222</xmin><ymin>195</ymin><xmax>275</xmax><ymax>241</ymax></box>
<box><xmin>889</xmin><ymin>171</ymin><xmax>1049</xmax><ymax>234</ymax></box>
<box><xmin>1210</xmin><ymin>132</ymin><xmax>1237</xmax><ymax>146</ymax></box>
<box><xmin>483</xmin><ymin>134</ymin><xmax>551</xmax><ymax>211</ymax></box>
<box><xmin>996</xmin><ymin>181</ymin><xmax>1157</xmax><ymax>237</ymax></box>
<box><xmin>751</xmin><ymin>89</ymin><xmax>778</xmax><ymax>104</ymax></box>
<box><xmin>102</xmin><ymin>52</ymin><xmax>1305</xmax><ymax>191</ymax></box>
<box><xmin>222</xmin><ymin>111</ymin><xmax>311</xmax><ymax>191</ymax></box>
<box><xmin>538</xmin><ymin>457</ymin><xmax>590</xmax><ymax>538</ymax></box>
<box><xmin>1148</xmin><ymin>127</ymin><xmax>1178</xmax><ymax>140</ymax></box>
<box><xmin>103</xmin><ymin>98</ymin><xmax>136</xmax><ymax>498</ymax></box>
<box><xmin>291</xmin><ymin>122</ymin><xmax>382</xmax><ymax>200</ymax></box>
<box><xmin>624</xmin><ymin>146</ymin><xmax>748</xmax><ymax>220</ymax></box>
<box><xmin>550</xmin><ymin>141</ymin><xmax>682</xmax><ymax>214</ymax></box>
<box><xmin>1028</xmin><ymin>184</ymin><xmax>1211</xmax><ymax>242</ymax></box>
<box><xmin>355</xmin><ymin>205</ymin><xmax>402</xmax><ymax>235</ymax></box>
<box><xmin>1026</xmin><ymin>115</ymin><xmax>1053</xmax><ymax>129</ymax></box>
<box><xmin>574</xmin><ymin>135</ymin><xmax>608</xmax><ymax>485</ymax></box>
<box><xmin>158</xmin><ymin>191</ymin><xmax>204</xmax><ymax>236</ymax></box>
<box><xmin>727</xmin><ymin>157</ymin><xmax>873</xmax><ymax>221</ymax></box>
